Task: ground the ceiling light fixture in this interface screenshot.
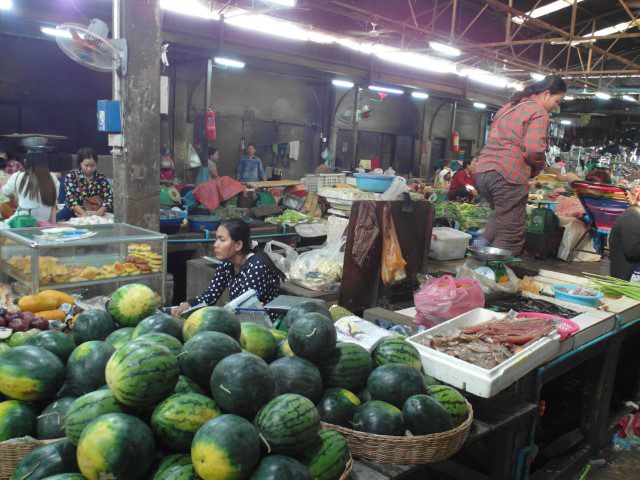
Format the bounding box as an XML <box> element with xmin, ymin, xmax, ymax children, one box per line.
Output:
<box><xmin>429</xmin><ymin>42</ymin><xmax>461</xmax><ymax>57</ymax></box>
<box><xmin>411</xmin><ymin>92</ymin><xmax>429</xmax><ymax>100</ymax></box>
<box><xmin>460</xmin><ymin>69</ymin><xmax>508</xmax><ymax>89</ymax></box>
<box><xmin>374</xmin><ymin>51</ymin><xmax>458</xmax><ymax>74</ymax></box>
<box><xmin>261</xmin><ymin>0</ymin><xmax>296</xmax><ymax>6</ymax></box>
<box><xmin>214</xmin><ymin>57</ymin><xmax>245</xmax><ymax>69</ymax></box>
<box><xmin>622</xmin><ymin>95</ymin><xmax>637</xmax><ymax>103</ymax></box>
<box><xmin>369</xmin><ymin>85</ymin><xmax>404</xmax><ymax>95</ymax></box>
<box><xmin>473</xmin><ymin>102</ymin><xmax>486</xmax><ymax>109</ymax></box>
<box><xmin>331</xmin><ymin>79</ymin><xmax>354</xmax><ymax>89</ymax></box>
<box><xmin>0</xmin><ymin>0</ymin><xmax>12</xmax><ymax>10</ymax></box>
<box><xmin>513</xmin><ymin>0</ymin><xmax>584</xmax><ymax>24</ymax></box>
<box><xmin>40</xmin><ymin>26</ymin><xmax>72</xmax><ymax>39</ymax></box>
<box><xmin>564</xmin><ymin>95</ymin><xmax>575</xmax><ymax>100</ymax></box>
<box><xmin>530</xmin><ymin>73</ymin><xmax>545</xmax><ymax>81</ymax></box>
<box><xmin>595</xmin><ymin>92</ymin><xmax>611</xmax><ymax>100</ymax></box>
<box><xmin>160</xmin><ymin>0</ymin><xmax>220</xmax><ymax>20</ymax></box>
<box><xmin>560</xmin><ymin>120</ymin><xmax>572</xmax><ymax>125</ymax></box>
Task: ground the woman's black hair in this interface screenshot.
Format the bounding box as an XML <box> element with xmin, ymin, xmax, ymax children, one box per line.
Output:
<box><xmin>247</xmin><ymin>143</ymin><xmax>256</xmax><ymax>150</ymax></box>
<box><xmin>462</xmin><ymin>158</ymin><xmax>473</xmax><ymax>169</ymax></box>
<box><xmin>511</xmin><ymin>75</ymin><xmax>567</xmax><ymax>105</ymax></box>
<box><xmin>554</xmin><ymin>156</ymin><xmax>563</xmax><ymax>164</ymax></box>
<box><xmin>580</xmin><ymin>159</ymin><xmax>585</xmax><ymax>167</ymax></box>
<box><xmin>76</xmin><ymin>147</ymin><xmax>98</xmax><ymax>168</ymax></box>
<box><xmin>208</xmin><ymin>147</ymin><xmax>218</xmax><ymax>157</ymax></box>
<box><xmin>221</xmin><ymin>219</ymin><xmax>286</xmax><ymax>282</ymax></box>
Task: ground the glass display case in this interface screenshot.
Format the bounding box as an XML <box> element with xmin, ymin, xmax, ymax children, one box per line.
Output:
<box><xmin>0</xmin><ymin>223</ymin><xmax>167</xmax><ymax>301</ymax></box>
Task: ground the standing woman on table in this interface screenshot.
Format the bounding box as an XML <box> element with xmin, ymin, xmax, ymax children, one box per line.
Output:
<box><xmin>474</xmin><ymin>75</ymin><xmax>566</xmax><ymax>257</ymax></box>
<box><xmin>58</xmin><ymin>147</ymin><xmax>113</xmax><ymax>221</ymax></box>
<box><xmin>171</xmin><ymin>219</ymin><xmax>284</xmax><ymax>317</ymax></box>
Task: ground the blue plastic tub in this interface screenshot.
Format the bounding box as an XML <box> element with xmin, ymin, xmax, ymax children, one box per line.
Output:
<box><xmin>354</xmin><ymin>173</ymin><xmax>395</xmax><ymax>193</ymax></box>
<box><xmin>159</xmin><ymin>210</ymin><xmax>187</xmax><ymax>226</ymax></box>
<box><xmin>550</xmin><ymin>284</ymin><xmax>603</xmax><ymax>307</ymax></box>
<box><xmin>188</xmin><ymin>215</ymin><xmax>221</xmax><ymax>233</ymax></box>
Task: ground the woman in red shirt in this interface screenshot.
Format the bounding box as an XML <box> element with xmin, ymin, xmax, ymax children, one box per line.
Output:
<box><xmin>448</xmin><ymin>157</ymin><xmax>478</xmax><ymax>202</ymax></box>
<box><xmin>474</xmin><ymin>76</ymin><xmax>566</xmax><ymax>256</ymax></box>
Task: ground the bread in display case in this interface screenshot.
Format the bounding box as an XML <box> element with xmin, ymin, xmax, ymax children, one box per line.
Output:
<box><xmin>0</xmin><ymin>223</ymin><xmax>167</xmax><ymax>301</ymax></box>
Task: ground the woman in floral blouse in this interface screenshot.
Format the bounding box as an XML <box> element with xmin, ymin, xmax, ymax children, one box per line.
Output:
<box><xmin>57</xmin><ymin>147</ymin><xmax>113</xmax><ymax>221</ymax></box>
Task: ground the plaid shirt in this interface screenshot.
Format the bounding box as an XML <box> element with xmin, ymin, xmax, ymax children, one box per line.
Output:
<box><xmin>4</xmin><ymin>159</ymin><xmax>23</xmax><ymax>175</ymax></box>
<box><xmin>475</xmin><ymin>96</ymin><xmax>549</xmax><ymax>185</ymax></box>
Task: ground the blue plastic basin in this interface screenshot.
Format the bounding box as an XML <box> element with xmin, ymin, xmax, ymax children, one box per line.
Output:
<box><xmin>354</xmin><ymin>173</ymin><xmax>395</xmax><ymax>193</ymax></box>
<box><xmin>551</xmin><ymin>284</ymin><xmax>603</xmax><ymax>307</ymax></box>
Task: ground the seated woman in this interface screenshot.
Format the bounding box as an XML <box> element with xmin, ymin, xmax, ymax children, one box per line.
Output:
<box><xmin>2</xmin><ymin>151</ymin><xmax>58</xmax><ymax>223</ymax></box>
<box><xmin>57</xmin><ymin>147</ymin><xmax>113</xmax><ymax>222</ymax></box>
<box><xmin>447</xmin><ymin>157</ymin><xmax>478</xmax><ymax>202</ymax></box>
<box><xmin>171</xmin><ymin>219</ymin><xmax>284</xmax><ymax>317</ymax></box>
<box><xmin>195</xmin><ymin>147</ymin><xmax>221</xmax><ymax>186</ymax></box>
<box><xmin>610</xmin><ymin>184</ymin><xmax>640</xmax><ymax>281</ymax></box>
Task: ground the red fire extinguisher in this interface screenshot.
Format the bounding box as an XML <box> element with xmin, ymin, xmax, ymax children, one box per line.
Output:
<box><xmin>451</xmin><ymin>131</ymin><xmax>459</xmax><ymax>153</ymax></box>
<box><xmin>205</xmin><ymin>108</ymin><xmax>216</xmax><ymax>141</ymax></box>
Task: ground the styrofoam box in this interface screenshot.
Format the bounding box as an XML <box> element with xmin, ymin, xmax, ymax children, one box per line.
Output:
<box><xmin>407</xmin><ymin>308</ymin><xmax>560</xmax><ymax>398</ymax></box>
<box><xmin>429</xmin><ymin>227</ymin><xmax>472</xmax><ymax>261</ymax></box>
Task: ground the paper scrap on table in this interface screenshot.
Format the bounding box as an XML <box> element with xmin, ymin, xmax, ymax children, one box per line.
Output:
<box><xmin>335</xmin><ymin>316</ymin><xmax>395</xmax><ymax>352</ymax></box>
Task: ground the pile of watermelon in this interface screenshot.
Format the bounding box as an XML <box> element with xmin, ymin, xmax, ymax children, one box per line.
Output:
<box><xmin>0</xmin><ymin>291</ymin><xmax>355</xmax><ymax>480</ymax></box>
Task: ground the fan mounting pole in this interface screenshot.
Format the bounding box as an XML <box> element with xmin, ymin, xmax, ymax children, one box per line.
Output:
<box><xmin>110</xmin><ymin>0</ymin><xmax>124</xmax><ymax>153</ymax></box>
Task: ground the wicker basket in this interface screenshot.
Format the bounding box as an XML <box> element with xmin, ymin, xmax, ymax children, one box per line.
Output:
<box><xmin>0</xmin><ymin>437</ymin><xmax>61</xmax><ymax>479</ymax></box>
<box><xmin>321</xmin><ymin>400</ymin><xmax>473</xmax><ymax>464</ymax></box>
<box><xmin>338</xmin><ymin>455</ymin><xmax>353</xmax><ymax>480</ymax></box>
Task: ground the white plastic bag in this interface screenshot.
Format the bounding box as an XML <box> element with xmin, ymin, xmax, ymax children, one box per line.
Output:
<box><xmin>289</xmin><ymin>237</ymin><xmax>346</xmax><ymax>291</ymax></box>
<box><xmin>264</xmin><ymin>241</ymin><xmax>298</xmax><ymax>278</ymax></box>
<box><xmin>381</xmin><ymin>176</ymin><xmax>409</xmax><ymax>200</ymax></box>
<box><xmin>455</xmin><ymin>259</ymin><xmax>521</xmax><ymax>299</ymax></box>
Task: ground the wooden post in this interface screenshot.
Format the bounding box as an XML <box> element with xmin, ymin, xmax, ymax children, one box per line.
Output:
<box><xmin>112</xmin><ymin>0</ymin><xmax>162</xmax><ymax>229</ymax></box>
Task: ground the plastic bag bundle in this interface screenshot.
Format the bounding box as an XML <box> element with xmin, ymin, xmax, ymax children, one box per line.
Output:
<box><xmin>381</xmin><ymin>205</ymin><xmax>407</xmax><ymax>285</ymax></box>
<box><xmin>413</xmin><ymin>275</ymin><xmax>485</xmax><ymax>327</ymax></box>
<box><xmin>264</xmin><ymin>241</ymin><xmax>298</xmax><ymax>278</ymax></box>
<box><xmin>289</xmin><ymin>238</ymin><xmax>346</xmax><ymax>291</ymax></box>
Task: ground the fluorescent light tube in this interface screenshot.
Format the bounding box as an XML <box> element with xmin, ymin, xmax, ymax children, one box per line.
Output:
<box><xmin>473</xmin><ymin>102</ymin><xmax>486</xmax><ymax>109</ymax></box>
<box><xmin>369</xmin><ymin>85</ymin><xmax>404</xmax><ymax>95</ymax></box>
<box><xmin>513</xmin><ymin>0</ymin><xmax>583</xmax><ymax>24</ymax></box>
<box><xmin>531</xmin><ymin>73</ymin><xmax>545</xmax><ymax>81</ymax></box>
<box><xmin>332</xmin><ymin>79</ymin><xmax>354</xmax><ymax>89</ymax></box>
<box><xmin>564</xmin><ymin>95</ymin><xmax>575</xmax><ymax>100</ymax></box>
<box><xmin>40</xmin><ymin>26</ymin><xmax>72</xmax><ymax>39</ymax></box>
<box><xmin>429</xmin><ymin>42</ymin><xmax>461</xmax><ymax>57</ymax></box>
<box><xmin>160</xmin><ymin>0</ymin><xmax>220</xmax><ymax>20</ymax></box>
<box><xmin>622</xmin><ymin>95</ymin><xmax>637</xmax><ymax>103</ymax></box>
<box><xmin>0</xmin><ymin>0</ymin><xmax>12</xmax><ymax>10</ymax></box>
<box><xmin>560</xmin><ymin>120</ymin><xmax>572</xmax><ymax>125</ymax></box>
<box><xmin>214</xmin><ymin>57</ymin><xmax>245</xmax><ymax>69</ymax></box>
<box><xmin>411</xmin><ymin>92</ymin><xmax>429</xmax><ymax>100</ymax></box>
<box><xmin>261</xmin><ymin>0</ymin><xmax>296</xmax><ymax>6</ymax></box>
<box><xmin>595</xmin><ymin>92</ymin><xmax>611</xmax><ymax>100</ymax></box>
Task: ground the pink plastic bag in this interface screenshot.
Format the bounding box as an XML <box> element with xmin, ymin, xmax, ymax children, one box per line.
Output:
<box><xmin>414</xmin><ymin>275</ymin><xmax>485</xmax><ymax>327</ymax></box>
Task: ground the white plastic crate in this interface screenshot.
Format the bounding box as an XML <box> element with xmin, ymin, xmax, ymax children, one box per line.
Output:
<box><xmin>303</xmin><ymin>173</ymin><xmax>347</xmax><ymax>192</ymax></box>
<box><xmin>429</xmin><ymin>227</ymin><xmax>472</xmax><ymax>261</ymax></box>
<box><xmin>407</xmin><ymin>308</ymin><xmax>560</xmax><ymax>398</ymax></box>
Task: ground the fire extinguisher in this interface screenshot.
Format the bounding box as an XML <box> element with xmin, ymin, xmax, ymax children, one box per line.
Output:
<box><xmin>205</xmin><ymin>108</ymin><xmax>216</xmax><ymax>141</ymax></box>
<box><xmin>451</xmin><ymin>131</ymin><xmax>459</xmax><ymax>153</ymax></box>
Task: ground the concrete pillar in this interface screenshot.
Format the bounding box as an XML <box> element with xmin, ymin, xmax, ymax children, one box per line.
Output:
<box><xmin>112</xmin><ymin>0</ymin><xmax>162</xmax><ymax>229</ymax></box>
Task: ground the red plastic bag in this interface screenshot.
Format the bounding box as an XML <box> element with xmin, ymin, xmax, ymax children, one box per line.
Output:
<box><xmin>414</xmin><ymin>275</ymin><xmax>485</xmax><ymax>327</ymax></box>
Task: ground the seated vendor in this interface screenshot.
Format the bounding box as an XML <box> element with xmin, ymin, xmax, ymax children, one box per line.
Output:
<box><xmin>171</xmin><ymin>219</ymin><xmax>284</xmax><ymax>317</ymax></box>
<box><xmin>57</xmin><ymin>147</ymin><xmax>113</xmax><ymax>222</ymax></box>
<box><xmin>610</xmin><ymin>184</ymin><xmax>640</xmax><ymax>281</ymax></box>
<box><xmin>447</xmin><ymin>157</ymin><xmax>478</xmax><ymax>202</ymax></box>
<box><xmin>195</xmin><ymin>147</ymin><xmax>221</xmax><ymax>186</ymax></box>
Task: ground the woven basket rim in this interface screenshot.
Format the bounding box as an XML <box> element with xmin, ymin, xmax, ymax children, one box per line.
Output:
<box><xmin>0</xmin><ymin>436</ymin><xmax>62</xmax><ymax>447</ymax></box>
<box><xmin>321</xmin><ymin>399</ymin><xmax>473</xmax><ymax>442</ymax></box>
<box><xmin>338</xmin><ymin>455</ymin><xmax>354</xmax><ymax>480</ymax></box>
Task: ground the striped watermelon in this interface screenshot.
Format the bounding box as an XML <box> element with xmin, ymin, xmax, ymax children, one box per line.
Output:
<box><xmin>287</xmin><ymin>313</ymin><xmax>336</xmax><ymax>363</ymax></box>
<box><xmin>299</xmin><ymin>429</ymin><xmax>350</xmax><ymax>480</ymax></box>
<box><xmin>316</xmin><ymin>388</ymin><xmax>360</xmax><ymax>427</ymax></box>
<box><xmin>250</xmin><ymin>455</ymin><xmax>313</xmax><ymax>480</ymax></box>
<box><xmin>151</xmin><ymin>393</ymin><xmax>221</xmax><ymax>452</ymax></box>
<box><xmin>174</xmin><ymin>375</ymin><xmax>205</xmax><ymax>395</ymax></box>
<box><xmin>108</xmin><ymin>284</ymin><xmax>158</xmax><ymax>327</ymax></box>
<box><xmin>240</xmin><ymin>323</ymin><xmax>278</xmax><ymax>362</ymax></box>
<box><xmin>105</xmin><ymin>327</ymin><xmax>135</xmax><ymax>349</ymax></box>
<box><xmin>152</xmin><ymin>454</ymin><xmax>191</xmax><ymax>480</ymax></box>
<box><xmin>426</xmin><ymin>385</ymin><xmax>468</xmax><ymax>425</ymax></box>
<box><xmin>210</xmin><ymin>352</ymin><xmax>275</xmax><ymax>418</ymax></box>
<box><xmin>284</xmin><ymin>302</ymin><xmax>331</xmax><ymax>330</ymax></box>
<box><xmin>71</xmin><ymin>310</ymin><xmax>117</xmax><ymax>344</ymax></box>
<box><xmin>0</xmin><ymin>400</ymin><xmax>36</xmax><ymax>441</ymax></box>
<box><xmin>37</xmin><ymin>397</ymin><xmax>77</xmax><ymax>440</ymax></box>
<box><xmin>191</xmin><ymin>414</ymin><xmax>262</xmax><ymax>480</ymax></box>
<box><xmin>66</xmin><ymin>341</ymin><xmax>115</xmax><ymax>396</ymax></box>
<box><xmin>372</xmin><ymin>338</ymin><xmax>421</xmax><ymax>370</ymax></box>
<box><xmin>352</xmin><ymin>400</ymin><xmax>405</xmax><ymax>436</ymax></box>
<box><xmin>105</xmin><ymin>341</ymin><xmax>179</xmax><ymax>407</ymax></box>
<box><xmin>132</xmin><ymin>332</ymin><xmax>183</xmax><ymax>356</ymax></box>
<box><xmin>253</xmin><ymin>394</ymin><xmax>320</xmax><ymax>454</ymax></box>
<box><xmin>77</xmin><ymin>413</ymin><xmax>155</xmax><ymax>480</ymax></box>
<box><xmin>11</xmin><ymin>439</ymin><xmax>79</xmax><ymax>480</ymax></box>
<box><xmin>182</xmin><ymin>306</ymin><xmax>240</xmax><ymax>341</ymax></box>
<box><xmin>156</xmin><ymin>464</ymin><xmax>198</xmax><ymax>479</ymax></box>
<box><xmin>0</xmin><ymin>346</ymin><xmax>65</xmax><ymax>401</ymax></box>
<box><xmin>179</xmin><ymin>331</ymin><xmax>241</xmax><ymax>390</ymax></box>
<box><xmin>39</xmin><ymin>474</ymin><xmax>87</xmax><ymax>480</ymax></box>
<box><xmin>132</xmin><ymin>314</ymin><xmax>183</xmax><ymax>341</ymax></box>
<box><xmin>402</xmin><ymin>394</ymin><xmax>454</xmax><ymax>435</ymax></box>
<box><xmin>277</xmin><ymin>339</ymin><xmax>294</xmax><ymax>358</ymax></box>
<box><xmin>65</xmin><ymin>389</ymin><xmax>126</xmax><ymax>445</ymax></box>
<box><xmin>270</xmin><ymin>356</ymin><xmax>323</xmax><ymax>403</ymax></box>
<box><xmin>367</xmin><ymin>363</ymin><xmax>425</xmax><ymax>408</ymax></box>
<box><xmin>321</xmin><ymin>343</ymin><xmax>372</xmax><ymax>392</ymax></box>
<box><xmin>25</xmin><ymin>330</ymin><xmax>76</xmax><ymax>363</ymax></box>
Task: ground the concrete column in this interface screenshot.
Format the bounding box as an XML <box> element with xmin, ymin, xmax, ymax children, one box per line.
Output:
<box><xmin>112</xmin><ymin>0</ymin><xmax>162</xmax><ymax>229</ymax></box>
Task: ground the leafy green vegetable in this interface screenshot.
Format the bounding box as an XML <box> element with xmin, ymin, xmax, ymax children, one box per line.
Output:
<box><xmin>434</xmin><ymin>202</ymin><xmax>492</xmax><ymax>230</ymax></box>
<box><xmin>265</xmin><ymin>210</ymin><xmax>324</xmax><ymax>226</ymax></box>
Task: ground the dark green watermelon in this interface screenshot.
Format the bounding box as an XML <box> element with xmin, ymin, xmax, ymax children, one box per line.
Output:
<box><xmin>25</xmin><ymin>330</ymin><xmax>76</xmax><ymax>363</ymax></box>
<box><xmin>155</xmin><ymin>464</ymin><xmax>198</xmax><ymax>479</ymax></box>
<box><xmin>131</xmin><ymin>332</ymin><xmax>183</xmax><ymax>357</ymax></box>
<box><xmin>39</xmin><ymin>474</ymin><xmax>87</xmax><ymax>480</ymax></box>
<box><xmin>367</xmin><ymin>363</ymin><xmax>425</xmax><ymax>408</ymax></box>
<box><xmin>179</xmin><ymin>331</ymin><xmax>241</xmax><ymax>390</ymax></box>
<box><xmin>133</xmin><ymin>314</ymin><xmax>183</xmax><ymax>341</ymax></box>
<box><xmin>270</xmin><ymin>357</ymin><xmax>323</xmax><ymax>403</ymax></box>
<box><xmin>0</xmin><ymin>346</ymin><xmax>66</xmax><ymax>401</ymax></box>
<box><xmin>10</xmin><ymin>439</ymin><xmax>79</xmax><ymax>480</ymax></box>
<box><xmin>298</xmin><ymin>429</ymin><xmax>350</xmax><ymax>480</ymax></box>
<box><xmin>151</xmin><ymin>454</ymin><xmax>191</xmax><ymax>480</ymax></box>
<box><xmin>357</xmin><ymin>389</ymin><xmax>373</xmax><ymax>404</ymax></box>
<box><xmin>174</xmin><ymin>375</ymin><xmax>205</xmax><ymax>395</ymax></box>
<box><xmin>37</xmin><ymin>396</ymin><xmax>77</xmax><ymax>440</ymax></box>
<box><xmin>424</xmin><ymin>375</ymin><xmax>440</xmax><ymax>388</ymax></box>
<box><xmin>66</xmin><ymin>341</ymin><xmax>115</xmax><ymax>396</ymax></box>
<box><xmin>76</xmin><ymin>413</ymin><xmax>155</xmax><ymax>480</ymax></box>
<box><xmin>402</xmin><ymin>395</ymin><xmax>455</xmax><ymax>435</ymax></box>
<box><xmin>372</xmin><ymin>338</ymin><xmax>422</xmax><ymax>370</ymax></box>
<box><xmin>104</xmin><ymin>327</ymin><xmax>135</xmax><ymax>349</ymax></box>
<box><xmin>191</xmin><ymin>414</ymin><xmax>261</xmax><ymax>480</ymax></box>
<box><xmin>287</xmin><ymin>313</ymin><xmax>336</xmax><ymax>363</ymax></box>
<box><xmin>210</xmin><ymin>352</ymin><xmax>275</xmax><ymax>418</ymax></box>
<box><xmin>253</xmin><ymin>394</ymin><xmax>320</xmax><ymax>454</ymax></box>
<box><xmin>321</xmin><ymin>343</ymin><xmax>372</xmax><ymax>391</ymax></box>
<box><xmin>240</xmin><ymin>323</ymin><xmax>278</xmax><ymax>362</ymax></box>
<box><xmin>182</xmin><ymin>306</ymin><xmax>241</xmax><ymax>341</ymax></box>
<box><xmin>0</xmin><ymin>400</ymin><xmax>36</xmax><ymax>441</ymax></box>
<box><xmin>316</xmin><ymin>388</ymin><xmax>360</xmax><ymax>427</ymax></box>
<box><xmin>352</xmin><ymin>400</ymin><xmax>405</xmax><ymax>436</ymax></box>
<box><xmin>65</xmin><ymin>390</ymin><xmax>126</xmax><ymax>445</ymax></box>
<box><xmin>250</xmin><ymin>455</ymin><xmax>313</xmax><ymax>480</ymax></box>
<box><xmin>71</xmin><ymin>309</ymin><xmax>117</xmax><ymax>344</ymax></box>
<box><xmin>284</xmin><ymin>302</ymin><xmax>330</xmax><ymax>330</ymax></box>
